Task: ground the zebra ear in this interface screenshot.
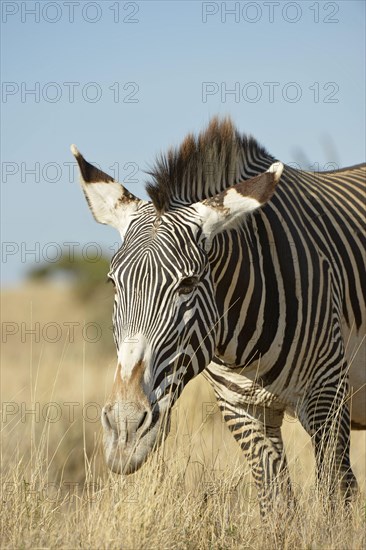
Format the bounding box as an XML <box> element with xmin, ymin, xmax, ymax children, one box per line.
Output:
<box><xmin>193</xmin><ymin>162</ymin><xmax>283</xmax><ymax>244</ymax></box>
<box><xmin>71</xmin><ymin>145</ymin><xmax>145</xmax><ymax>237</ymax></box>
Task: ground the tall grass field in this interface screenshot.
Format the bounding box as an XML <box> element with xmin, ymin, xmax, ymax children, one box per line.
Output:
<box><xmin>1</xmin><ymin>283</ymin><xmax>365</xmax><ymax>549</ymax></box>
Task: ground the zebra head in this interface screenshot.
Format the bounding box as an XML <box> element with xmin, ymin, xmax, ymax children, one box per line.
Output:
<box><xmin>71</xmin><ymin>121</ymin><xmax>283</xmax><ymax>475</ymax></box>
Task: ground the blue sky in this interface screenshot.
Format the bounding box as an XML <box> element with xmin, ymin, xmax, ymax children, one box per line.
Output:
<box><xmin>1</xmin><ymin>0</ymin><xmax>365</xmax><ymax>285</ymax></box>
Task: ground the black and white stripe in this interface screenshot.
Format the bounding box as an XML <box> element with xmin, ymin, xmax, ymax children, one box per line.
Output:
<box><xmin>73</xmin><ymin>118</ymin><xmax>365</xmax><ymax>512</ymax></box>
<box><xmin>203</xmin><ymin>161</ymin><xmax>365</xmax><ymax>513</ymax></box>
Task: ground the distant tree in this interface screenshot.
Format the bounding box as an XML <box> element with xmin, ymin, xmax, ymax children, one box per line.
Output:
<box><xmin>28</xmin><ymin>252</ymin><xmax>116</xmax><ymax>353</ymax></box>
<box><xmin>28</xmin><ymin>253</ymin><xmax>111</xmax><ymax>302</ymax></box>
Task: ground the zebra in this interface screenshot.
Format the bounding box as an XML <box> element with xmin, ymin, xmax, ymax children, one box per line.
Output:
<box><xmin>71</xmin><ymin>118</ymin><xmax>365</xmax><ymax>515</ymax></box>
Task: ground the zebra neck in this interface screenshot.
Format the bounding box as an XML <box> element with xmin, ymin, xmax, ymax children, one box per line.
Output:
<box><xmin>237</xmin><ymin>150</ymin><xmax>275</xmax><ymax>181</ymax></box>
<box><xmin>168</xmin><ymin>152</ymin><xmax>275</xmax><ymax>210</ymax></box>
<box><xmin>146</xmin><ymin>119</ymin><xmax>277</xmax><ymax>212</ymax></box>
<box><xmin>209</xmin><ymin>211</ymin><xmax>282</xmax><ymax>371</ymax></box>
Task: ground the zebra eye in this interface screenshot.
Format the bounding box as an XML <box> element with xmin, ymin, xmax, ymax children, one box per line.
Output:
<box><xmin>178</xmin><ymin>276</ymin><xmax>199</xmax><ymax>295</ymax></box>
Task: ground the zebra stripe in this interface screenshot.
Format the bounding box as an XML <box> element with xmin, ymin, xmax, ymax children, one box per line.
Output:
<box><xmin>73</xmin><ymin>118</ymin><xmax>365</xmax><ymax>513</ymax></box>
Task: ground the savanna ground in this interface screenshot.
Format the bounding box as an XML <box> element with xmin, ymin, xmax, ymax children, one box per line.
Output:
<box><xmin>1</xmin><ymin>282</ymin><xmax>365</xmax><ymax>549</ymax></box>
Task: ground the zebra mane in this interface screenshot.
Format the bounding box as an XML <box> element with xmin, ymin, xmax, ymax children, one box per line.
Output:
<box><xmin>145</xmin><ymin>117</ymin><xmax>273</xmax><ymax>214</ymax></box>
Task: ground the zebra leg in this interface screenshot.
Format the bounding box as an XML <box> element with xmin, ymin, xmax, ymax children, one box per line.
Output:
<box><xmin>298</xmin><ymin>377</ymin><xmax>358</xmax><ymax>504</ymax></box>
<box><xmin>219</xmin><ymin>402</ymin><xmax>293</xmax><ymax>516</ymax></box>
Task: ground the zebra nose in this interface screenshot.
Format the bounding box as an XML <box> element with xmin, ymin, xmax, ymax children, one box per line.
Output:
<box><xmin>102</xmin><ymin>403</ymin><xmax>152</xmax><ymax>444</ymax></box>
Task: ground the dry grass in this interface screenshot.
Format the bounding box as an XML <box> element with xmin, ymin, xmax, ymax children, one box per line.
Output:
<box><xmin>1</xmin><ymin>283</ymin><xmax>365</xmax><ymax>549</ymax></box>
